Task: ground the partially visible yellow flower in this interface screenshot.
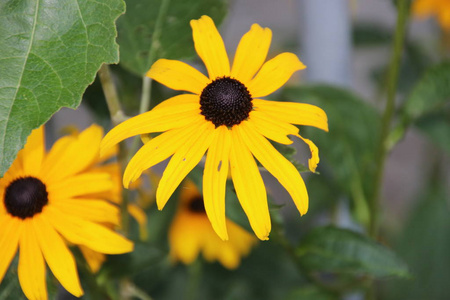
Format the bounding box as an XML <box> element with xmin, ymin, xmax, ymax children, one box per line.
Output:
<box><xmin>169</xmin><ymin>181</ymin><xmax>257</xmax><ymax>270</ymax></box>
<box><xmin>101</xmin><ymin>15</ymin><xmax>328</xmax><ymax>241</ymax></box>
<box><xmin>0</xmin><ymin>125</ymin><xmax>133</xmax><ymax>300</ymax></box>
<box><xmin>413</xmin><ymin>0</ymin><xmax>450</xmax><ymax>31</ymax></box>
<box><xmin>60</xmin><ymin>128</ymin><xmax>147</xmax><ymax>272</ymax></box>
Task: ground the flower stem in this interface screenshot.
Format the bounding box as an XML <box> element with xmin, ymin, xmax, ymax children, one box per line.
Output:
<box><xmin>140</xmin><ymin>0</ymin><xmax>171</xmax><ymax>114</ymax></box>
<box><xmin>98</xmin><ymin>64</ymin><xmax>131</xmax><ymax>233</ymax></box>
<box><xmin>98</xmin><ymin>64</ymin><xmax>126</xmax><ymax>126</ymax></box>
<box><xmin>368</xmin><ymin>0</ymin><xmax>410</xmax><ymax>239</ymax></box>
<box><xmin>129</xmin><ymin>0</ymin><xmax>171</xmax><ymax>159</ymax></box>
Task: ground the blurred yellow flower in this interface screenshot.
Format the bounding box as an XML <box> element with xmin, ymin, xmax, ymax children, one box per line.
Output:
<box><xmin>413</xmin><ymin>0</ymin><xmax>450</xmax><ymax>30</ymax></box>
<box><xmin>101</xmin><ymin>15</ymin><xmax>328</xmax><ymax>241</ymax></box>
<box><xmin>0</xmin><ymin>125</ymin><xmax>133</xmax><ymax>300</ymax></box>
<box><xmin>169</xmin><ymin>181</ymin><xmax>257</xmax><ymax>269</ymax></box>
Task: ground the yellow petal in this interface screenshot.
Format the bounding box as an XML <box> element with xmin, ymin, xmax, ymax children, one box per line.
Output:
<box><xmin>229</xmin><ymin>127</ymin><xmax>270</xmax><ymax>240</ymax></box>
<box><xmin>46</xmin><ymin>206</ymin><xmax>134</xmax><ymax>254</ymax></box>
<box><xmin>156</xmin><ymin>122</ymin><xmax>215</xmax><ymax>210</ymax></box>
<box><xmin>123</xmin><ymin>122</ymin><xmax>202</xmax><ymax>188</ymax></box>
<box><xmin>18</xmin><ymin>220</ymin><xmax>48</xmax><ymax>300</ymax></box>
<box><xmin>127</xmin><ymin>203</ymin><xmax>148</xmax><ymax>241</ymax></box>
<box><xmin>253</xmin><ymin>99</ymin><xmax>328</xmax><ymax>132</ymax></box>
<box><xmin>101</xmin><ymin>96</ymin><xmax>202</xmax><ymax>156</ymax></box>
<box><xmin>33</xmin><ymin>215</ymin><xmax>83</xmax><ymax>297</ymax></box>
<box><xmin>230</xmin><ymin>24</ymin><xmax>272</xmax><ymax>84</ymax></box>
<box><xmin>152</xmin><ymin>92</ymin><xmax>200</xmax><ymax>110</ymax></box>
<box><xmin>0</xmin><ymin>215</ymin><xmax>22</xmax><ymax>282</ymax></box>
<box><xmin>147</xmin><ymin>59</ymin><xmax>210</xmax><ymax>94</ymax></box>
<box><xmin>247</xmin><ymin>53</ymin><xmax>306</xmax><ymax>98</ymax></box>
<box><xmin>297</xmin><ymin>135</ymin><xmax>320</xmax><ymax>173</ymax></box>
<box><xmin>190</xmin><ymin>15</ymin><xmax>230</xmax><ymax>79</ymax></box>
<box><xmin>203</xmin><ymin>126</ymin><xmax>231</xmax><ymax>240</ymax></box>
<box><xmin>54</xmin><ymin>198</ymin><xmax>120</xmax><ymax>225</ymax></box>
<box><xmin>41</xmin><ymin>124</ymin><xmax>104</xmax><ymax>181</ymax></box>
<box><xmin>20</xmin><ymin>126</ymin><xmax>45</xmax><ymax>176</ymax></box>
<box><xmin>48</xmin><ymin>172</ymin><xmax>113</xmax><ymax>200</ymax></box>
<box><xmin>79</xmin><ymin>245</ymin><xmax>105</xmax><ymax>273</ymax></box>
<box><xmin>248</xmin><ymin>110</ymin><xmax>298</xmax><ymax>145</ymax></box>
<box><xmin>239</xmin><ymin>123</ymin><xmax>309</xmax><ymax>215</ymax></box>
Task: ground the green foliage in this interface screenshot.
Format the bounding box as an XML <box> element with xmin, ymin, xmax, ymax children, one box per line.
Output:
<box><xmin>381</xmin><ymin>182</ymin><xmax>450</xmax><ymax>300</ymax></box>
<box><xmin>403</xmin><ymin>62</ymin><xmax>450</xmax><ymax>121</ymax></box>
<box><xmin>282</xmin><ymin>85</ymin><xmax>380</xmax><ymax>226</ymax></box>
<box><xmin>285</xmin><ymin>286</ymin><xmax>337</xmax><ymax>300</ymax></box>
<box><xmin>297</xmin><ymin>226</ymin><xmax>410</xmax><ymax>279</ymax></box>
<box><xmin>116</xmin><ymin>0</ymin><xmax>228</xmax><ymax>76</ymax></box>
<box><xmin>396</xmin><ymin>62</ymin><xmax>450</xmax><ymax>154</ymax></box>
<box><xmin>414</xmin><ymin>112</ymin><xmax>450</xmax><ymax>154</ymax></box>
<box><xmin>0</xmin><ymin>0</ymin><xmax>125</xmax><ymax>176</ymax></box>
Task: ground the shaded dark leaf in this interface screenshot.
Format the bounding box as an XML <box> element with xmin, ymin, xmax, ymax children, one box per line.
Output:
<box><xmin>297</xmin><ymin>226</ymin><xmax>410</xmax><ymax>279</ymax></box>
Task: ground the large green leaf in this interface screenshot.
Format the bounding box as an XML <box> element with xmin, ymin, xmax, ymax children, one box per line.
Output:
<box><xmin>282</xmin><ymin>85</ymin><xmax>380</xmax><ymax>225</ymax></box>
<box><xmin>0</xmin><ymin>0</ymin><xmax>125</xmax><ymax>176</ymax></box>
<box><xmin>297</xmin><ymin>226</ymin><xmax>410</xmax><ymax>279</ymax></box>
<box><xmin>117</xmin><ymin>0</ymin><xmax>228</xmax><ymax>76</ymax></box>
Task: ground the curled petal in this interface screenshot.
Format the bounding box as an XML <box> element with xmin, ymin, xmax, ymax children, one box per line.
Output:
<box><xmin>239</xmin><ymin>123</ymin><xmax>309</xmax><ymax>215</ymax></box>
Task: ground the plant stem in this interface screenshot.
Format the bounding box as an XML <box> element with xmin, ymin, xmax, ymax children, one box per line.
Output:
<box><xmin>98</xmin><ymin>64</ymin><xmax>131</xmax><ymax>233</ymax></box>
<box><xmin>186</xmin><ymin>259</ymin><xmax>202</xmax><ymax>300</ymax></box>
<box><xmin>368</xmin><ymin>0</ymin><xmax>410</xmax><ymax>239</ymax></box>
<box><xmin>128</xmin><ymin>0</ymin><xmax>171</xmax><ymax>159</ymax></box>
<box><xmin>98</xmin><ymin>64</ymin><xmax>126</xmax><ymax>126</ymax></box>
<box><xmin>140</xmin><ymin>0</ymin><xmax>171</xmax><ymax>114</ymax></box>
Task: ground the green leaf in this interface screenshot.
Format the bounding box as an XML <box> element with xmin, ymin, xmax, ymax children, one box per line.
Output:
<box><xmin>415</xmin><ymin>112</ymin><xmax>450</xmax><ymax>154</ymax></box>
<box><xmin>282</xmin><ymin>85</ymin><xmax>380</xmax><ymax>226</ymax></box>
<box><xmin>403</xmin><ymin>62</ymin><xmax>450</xmax><ymax>122</ymax></box>
<box><xmin>117</xmin><ymin>0</ymin><xmax>228</xmax><ymax>76</ymax></box>
<box><xmin>381</xmin><ymin>182</ymin><xmax>450</xmax><ymax>300</ymax></box>
<box><xmin>297</xmin><ymin>226</ymin><xmax>410</xmax><ymax>279</ymax></box>
<box><xmin>0</xmin><ymin>0</ymin><xmax>125</xmax><ymax>176</ymax></box>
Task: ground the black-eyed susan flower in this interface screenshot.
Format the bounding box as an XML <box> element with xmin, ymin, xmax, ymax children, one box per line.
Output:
<box><xmin>0</xmin><ymin>125</ymin><xmax>133</xmax><ymax>300</ymax></box>
<box><xmin>101</xmin><ymin>15</ymin><xmax>328</xmax><ymax>241</ymax></box>
<box><xmin>413</xmin><ymin>0</ymin><xmax>450</xmax><ymax>31</ymax></box>
<box><xmin>169</xmin><ymin>181</ymin><xmax>256</xmax><ymax>269</ymax></box>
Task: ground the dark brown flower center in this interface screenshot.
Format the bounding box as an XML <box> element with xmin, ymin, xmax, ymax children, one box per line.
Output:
<box><xmin>4</xmin><ymin>177</ymin><xmax>48</xmax><ymax>219</ymax></box>
<box><xmin>200</xmin><ymin>77</ymin><xmax>253</xmax><ymax>127</ymax></box>
<box><xmin>188</xmin><ymin>195</ymin><xmax>206</xmax><ymax>214</ymax></box>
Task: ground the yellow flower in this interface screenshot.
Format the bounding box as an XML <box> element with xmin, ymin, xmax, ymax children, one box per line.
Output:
<box><xmin>413</xmin><ymin>0</ymin><xmax>450</xmax><ymax>31</ymax></box>
<box><xmin>0</xmin><ymin>125</ymin><xmax>133</xmax><ymax>300</ymax></box>
<box><xmin>101</xmin><ymin>15</ymin><xmax>328</xmax><ymax>241</ymax></box>
<box><xmin>169</xmin><ymin>181</ymin><xmax>257</xmax><ymax>270</ymax></box>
